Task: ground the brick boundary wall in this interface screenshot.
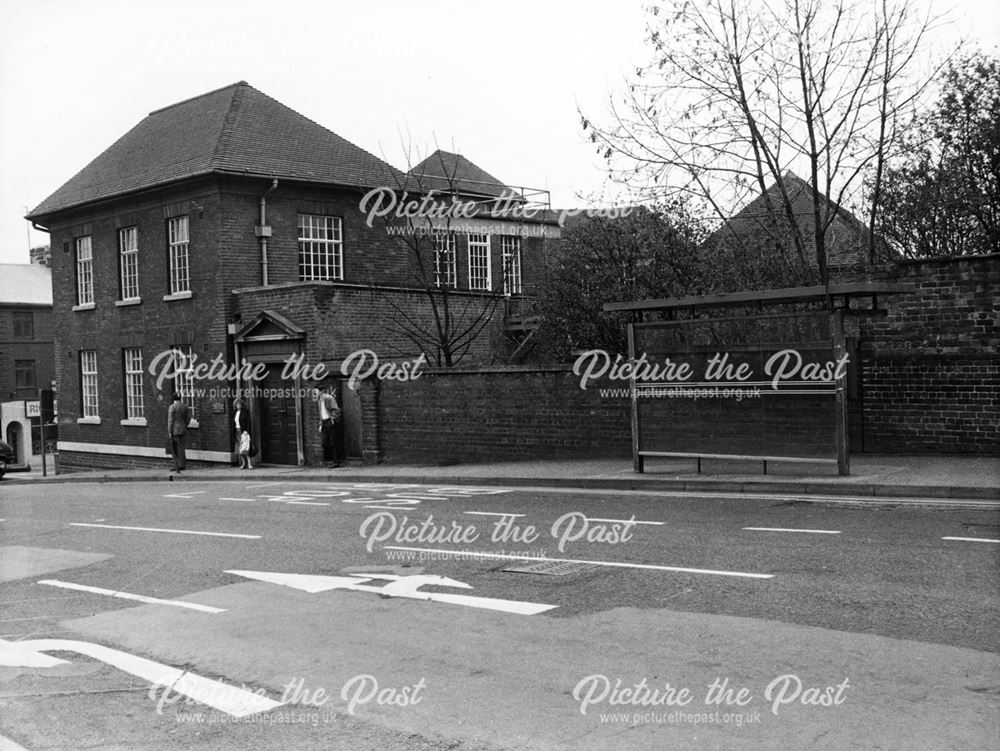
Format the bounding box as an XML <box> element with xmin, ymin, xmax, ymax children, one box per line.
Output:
<box><xmin>859</xmin><ymin>253</ymin><xmax>998</xmax><ymax>454</ymax></box>
<box><xmin>376</xmin><ymin>367</ymin><xmax>631</xmax><ymax>463</ymax></box>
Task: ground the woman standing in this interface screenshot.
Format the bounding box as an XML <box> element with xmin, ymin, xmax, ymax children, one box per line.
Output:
<box><xmin>233</xmin><ymin>398</ymin><xmax>253</xmax><ymax>469</ymax></box>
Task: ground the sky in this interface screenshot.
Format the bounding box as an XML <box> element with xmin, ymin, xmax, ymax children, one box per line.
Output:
<box><xmin>1</xmin><ymin>0</ymin><xmax>997</xmax><ymax>265</ymax></box>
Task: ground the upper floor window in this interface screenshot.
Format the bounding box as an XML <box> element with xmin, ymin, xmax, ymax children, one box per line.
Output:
<box><xmin>501</xmin><ymin>236</ymin><xmax>522</xmax><ymax>295</ymax></box>
<box><xmin>123</xmin><ymin>348</ymin><xmax>145</xmax><ymax>420</ymax></box>
<box><xmin>434</xmin><ymin>233</ymin><xmax>457</xmax><ymax>288</ymax></box>
<box><xmin>118</xmin><ymin>227</ymin><xmax>139</xmax><ymax>301</ymax></box>
<box><xmin>298</xmin><ymin>214</ymin><xmax>343</xmax><ymax>281</ymax></box>
<box><xmin>167</xmin><ymin>216</ymin><xmax>190</xmax><ymax>294</ymax></box>
<box><xmin>468</xmin><ymin>234</ymin><xmax>492</xmax><ymax>291</ymax></box>
<box><xmin>75</xmin><ymin>236</ymin><xmax>93</xmax><ymax>305</ymax></box>
<box><xmin>12</xmin><ymin>311</ymin><xmax>33</xmax><ymax>339</ymax></box>
<box><xmin>14</xmin><ymin>360</ymin><xmax>36</xmax><ymax>390</ymax></box>
<box><xmin>80</xmin><ymin>350</ymin><xmax>99</xmax><ymax>418</ymax></box>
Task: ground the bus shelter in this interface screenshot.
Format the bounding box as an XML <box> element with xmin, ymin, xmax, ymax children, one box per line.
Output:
<box><xmin>604</xmin><ymin>282</ymin><xmax>912</xmax><ymax>476</ymax></box>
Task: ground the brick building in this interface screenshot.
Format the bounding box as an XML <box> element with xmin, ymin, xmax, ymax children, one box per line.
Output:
<box><xmin>0</xmin><ymin>261</ymin><xmax>55</xmax><ymax>466</ymax></box>
<box><xmin>26</xmin><ymin>81</ymin><xmax>558</xmax><ymax>468</ymax></box>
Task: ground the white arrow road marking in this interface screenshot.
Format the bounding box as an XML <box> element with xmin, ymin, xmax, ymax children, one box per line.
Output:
<box><xmin>383</xmin><ymin>546</ymin><xmax>775</xmax><ymax>579</ymax></box>
<box><xmin>0</xmin><ymin>638</ymin><xmax>282</xmax><ymax>717</ymax></box>
<box><xmin>37</xmin><ymin>580</ymin><xmax>225</xmax><ymax>613</ymax></box>
<box><xmin>225</xmin><ymin>570</ymin><xmax>556</xmax><ymax>615</ymax></box>
<box><xmin>70</xmin><ymin>523</ymin><xmax>260</xmax><ymax>539</ymax></box>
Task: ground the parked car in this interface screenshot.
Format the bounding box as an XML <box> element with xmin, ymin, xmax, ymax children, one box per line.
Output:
<box><xmin>0</xmin><ymin>439</ymin><xmax>14</xmax><ymax>479</ymax></box>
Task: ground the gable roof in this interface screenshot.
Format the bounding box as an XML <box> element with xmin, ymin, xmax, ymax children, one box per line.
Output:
<box><xmin>712</xmin><ymin>172</ymin><xmax>877</xmax><ymax>268</ymax></box>
<box><xmin>27</xmin><ymin>82</ymin><xmax>404</xmax><ymax>219</ymax></box>
<box><xmin>408</xmin><ymin>150</ymin><xmax>514</xmax><ymax>199</ymax></box>
<box><xmin>0</xmin><ymin>264</ymin><xmax>52</xmax><ymax>305</ymax></box>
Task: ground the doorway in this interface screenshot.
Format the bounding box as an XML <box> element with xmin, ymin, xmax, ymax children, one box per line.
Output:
<box><xmin>258</xmin><ymin>366</ymin><xmax>298</xmax><ymax>465</ymax></box>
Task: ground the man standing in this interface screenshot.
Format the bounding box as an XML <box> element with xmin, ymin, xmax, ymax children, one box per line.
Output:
<box><xmin>167</xmin><ymin>392</ymin><xmax>191</xmax><ymax>472</ymax></box>
<box><xmin>316</xmin><ymin>384</ymin><xmax>342</xmax><ymax>467</ymax></box>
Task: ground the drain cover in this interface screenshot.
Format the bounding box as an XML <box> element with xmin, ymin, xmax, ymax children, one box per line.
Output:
<box><xmin>503</xmin><ymin>560</ymin><xmax>595</xmax><ymax>576</ymax></box>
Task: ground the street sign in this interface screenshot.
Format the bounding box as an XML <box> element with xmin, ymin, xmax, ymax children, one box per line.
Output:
<box><xmin>24</xmin><ymin>400</ymin><xmax>40</xmax><ymax>418</ymax></box>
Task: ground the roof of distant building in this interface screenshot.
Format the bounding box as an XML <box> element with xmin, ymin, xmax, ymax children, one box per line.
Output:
<box><xmin>409</xmin><ymin>150</ymin><xmax>514</xmax><ymax>199</ymax></box>
<box><xmin>27</xmin><ymin>81</ymin><xmax>405</xmax><ymax>219</ymax></box>
<box><xmin>0</xmin><ymin>264</ymin><xmax>53</xmax><ymax>305</ymax></box>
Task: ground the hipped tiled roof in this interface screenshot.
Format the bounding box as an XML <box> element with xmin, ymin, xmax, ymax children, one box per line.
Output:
<box><xmin>27</xmin><ymin>82</ymin><xmax>404</xmax><ymax>219</ymax></box>
<box><xmin>409</xmin><ymin>150</ymin><xmax>514</xmax><ymax>199</ymax></box>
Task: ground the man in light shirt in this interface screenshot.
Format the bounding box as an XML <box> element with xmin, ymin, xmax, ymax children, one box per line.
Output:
<box><xmin>315</xmin><ymin>384</ymin><xmax>342</xmax><ymax>467</ymax></box>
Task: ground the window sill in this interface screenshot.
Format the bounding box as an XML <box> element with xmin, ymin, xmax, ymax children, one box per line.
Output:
<box><xmin>72</xmin><ymin>303</ymin><xmax>96</xmax><ymax>312</ymax></box>
<box><xmin>120</xmin><ymin>418</ymin><xmax>147</xmax><ymax>427</ymax></box>
<box><xmin>163</xmin><ymin>291</ymin><xmax>193</xmax><ymax>301</ymax></box>
<box><xmin>77</xmin><ymin>416</ymin><xmax>102</xmax><ymax>425</ymax></box>
<box><xmin>115</xmin><ymin>298</ymin><xmax>142</xmax><ymax>307</ymax></box>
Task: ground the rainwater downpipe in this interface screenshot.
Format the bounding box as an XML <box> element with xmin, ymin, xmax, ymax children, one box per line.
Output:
<box><xmin>256</xmin><ymin>178</ymin><xmax>278</xmax><ymax>286</ymax></box>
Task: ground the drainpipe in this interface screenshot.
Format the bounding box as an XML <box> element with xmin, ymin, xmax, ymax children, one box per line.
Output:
<box><xmin>255</xmin><ymin>179</ymin><xmax>278</xmax><ymax>286</ymax></box>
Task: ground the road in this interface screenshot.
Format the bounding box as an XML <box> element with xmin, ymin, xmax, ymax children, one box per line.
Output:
<box><xmin>1</xmin><ymin>478</ymin><xmax>998</xmax><ymax>750</ymax></box>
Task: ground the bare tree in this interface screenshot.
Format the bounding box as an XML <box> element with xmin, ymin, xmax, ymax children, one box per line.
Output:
<box><xmin>366</xmin><ymin>144</ymin><xmax>534</xmax><ymax>367</ymax></box>
<box><xmin>583</xmin><ymin>0</ymin><xmax>940</xmax><ymax>282</ymax></box>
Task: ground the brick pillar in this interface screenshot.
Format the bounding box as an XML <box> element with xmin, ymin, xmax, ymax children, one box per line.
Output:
<box><xmin>359</xmin><ymin>377</ymin><xmax>382</xmax><ymax>464</ymax></box>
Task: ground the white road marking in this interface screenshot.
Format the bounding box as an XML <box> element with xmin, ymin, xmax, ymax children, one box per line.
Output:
<box><xmin>743</xmin><ymin>527</ymin><xmax>841</xmax><ymax>534</ymax></box>
<box><xmin>464</xmin><ymin>511</ymin><xmax>527</xmax><ymax>518</ymax></box>
<box><xmin>587</xmin><ymin>517</ymin><xmax>664</xmax><ymax>526</ymax></box>
<box><xmin>69</xmin><ymin>523</ymin><xmax>260</xmax><ymax>539</ymax></box>
<box><xmin>245</xmin><ymin>482</ymin><xmax>283</xmax><ymax>489</ymax></box>
<box><xmin>36</xmin><ymin>579</ymin><xmax>226</xmax><ymax>613</ymax></box>
<box><xmin>383</xmin><ymin>546</ymin><xmax>774</xmax><ymax>579</ymax></box>
<box><xmin>0</xmin><ymin>638</ymin><xmax>281</xmax><ymax>717</ymax></box>
<box><xmin>362</xmin><ymin>505</ymin><xmax>418</xmax><ymax>511</ymax></box>
<box><xmin>284</xmin><ymin>501</ymin><xmax>330</xmax><ymax>506</ymax></box>
<box><xmin>226</xmin><ymin>570</ymin><xmax>556</xmax><ymax>615</ymax></box>
<box><xmin>163</xmin><ymin>491</ymin><xmax>208</xmax><ymax>499</ymax></box>
<box><xmin>219</xmin><ymin>497</ymin><xmax>256</xmax><ymax>502</ymax></box>
<box><xmin>941</xmin><ymin>536</ymin><xmax>1000</xmax><ymax>544</ymax></box>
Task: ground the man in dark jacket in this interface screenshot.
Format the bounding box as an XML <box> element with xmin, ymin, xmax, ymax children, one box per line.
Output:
<box><xmin>167</xmin><ymin>392</ymin><xmax>191</xmax><ymax>472</ymax></box>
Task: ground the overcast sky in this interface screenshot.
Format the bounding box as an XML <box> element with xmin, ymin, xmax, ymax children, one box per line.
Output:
<box><xmin>1</xmin><ymin>0</ymin><xmax>997</xmax><ymax>265</ymax></box>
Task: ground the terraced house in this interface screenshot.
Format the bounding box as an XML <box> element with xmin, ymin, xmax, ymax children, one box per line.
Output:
<box><xmin>26</xmin><ymin>81</ymin><xmax>557</xmax><ymax>469</ymax></box>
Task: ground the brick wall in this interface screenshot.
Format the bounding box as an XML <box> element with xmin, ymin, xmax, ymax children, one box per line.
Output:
<box><xmin>377</xmin><ymin>367</ymin><xmax>631</xmax><ymax>463</ymax></box>
<box><xmin>858</xmin><ymin>253</ymin><xmax>998</xmax><ymax>453</ymax></box>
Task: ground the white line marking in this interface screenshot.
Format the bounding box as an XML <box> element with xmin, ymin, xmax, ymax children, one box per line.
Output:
<box><xmin>383</xmin><ymin>546</ymin><xmax>773</xmax><ymax>579</ymax></box>
<box><xmin>36</xmin><ymin>580</ymin><xmax>225</xmax><ymax>613</ymax></box>
<box><xmin>69</xmin><ymin>523</ymin><xmax>260</xmax><ymax>539</ymax></box>
<box><xmin>0</xmin><ymin>638</ymin><xmax>282</xmax><ymax>717</ymax></box>
<box><xmin>284</xmin><ymin>501</ymin><xmax>330</xmax><ymax>506</ymax></box>
<box><xmin>464</xmin><ymin>511</ymin><xmax>526</xmax><ymax>518</ymax></box>
<box><xmin>245</xmin><ymin>482</ymin><xmax>283</xmax><ymax>489</ymax></box>
<box><xmin>587</xmin><ymin>517</ymin><xmax>664</xmax><ymax>526</ymax></box>
<box><xmin>942</xmin><ymin>536</ymin><xmax>1000</xmax><ymax>544</ymax></box>
<box><xmin>219</xmin><ymin>497</ymin><xmax>256</xmax><ymax>502</ymax></box>
<box><xmin>363</xmin><ymin>505</ymin><xmax>417</xmax><ymax>511</ymax></box>
<box><xmin>743</xmin><ymin>527</ymin><xmax>842</xmax><ymax>534</ymax></box>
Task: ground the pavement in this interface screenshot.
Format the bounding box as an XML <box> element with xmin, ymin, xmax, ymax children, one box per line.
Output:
<box><xmin>2</xmin><ymin>453</ymin><xmax>997</xmax><ymax>503</ymax></box>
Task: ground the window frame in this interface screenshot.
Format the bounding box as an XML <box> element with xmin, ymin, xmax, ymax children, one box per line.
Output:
<box><xmin>297</xmin><ymin>214</ymin><xmax>343</xmax><ymax>281</ymax></box>
<box><xmin>80</xmin><ymin>350</ymin><xmax>99</xmax><ymax>419</ymax></box>
<box><xmin>14</xmin><ymin>359</ymin><xmax>36</xmax><ymax>390</ymax></box>
<box><xmin>171</xmin><ymin>346</ymin><xmax>198</xmax><ymax>421</ymax></box>
<box><xmin>118</xmin><ymin>226</ymin><xmax>140</xmax><ymax>301</ymax></box>
<box><xmin>123</xmin><ymin>347</ymin><xmax>145</xmax><ymax>420</ymax></box>
<box><xmin>167</xmin><ymin>216</ymin><xmax>190</xmax><ymax>295</ymax></box>
<box><xmin>75</xmin><ymin>236</ymin><xmax>94</xmax><ymax>306</ymax></box>
<box><xmin>12</xmin><ymin>311</ymin><xmax>34</xmax><ymax>339</ymax></box>
<box><xmin>434</xmin><ymin>233</ymin><xmax>458</xmax><ymax>288</ymax></box>
<box><xmin>467</xmin><ymin>233</ymin><xmax>492</xmax><ymax>291</ymax></box>
<box><xmin>500</xmin><ymin>235</ymin><xmax>522</xmax><ymax>296</ymax></box>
